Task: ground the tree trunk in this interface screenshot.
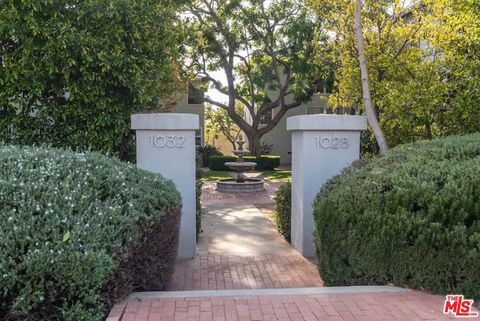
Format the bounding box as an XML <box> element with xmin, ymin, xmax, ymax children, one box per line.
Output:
<box><xmin>354</xmin><ymin>0</ymin><xmax>389</xmax><ymax>152</ymax></box>
<box><xmin>245</xmin><ymin>130</ymin><xmax>262</xmax><ymax>157</ymax></box>
<box><xmin>230</xmin><ymin>139</ymin><xmax>237</xmax><ymax>151</ymax></box>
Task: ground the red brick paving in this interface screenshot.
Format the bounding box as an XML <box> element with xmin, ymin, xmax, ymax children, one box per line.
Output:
<box><xmin>167</xmin><ymin>254</ymin><xmax>323</xmax><ymax>291</ymax></box>
<box><xmin>201</xmin><ymin>181</ymin><xmax>284</xmax><ymax>206</ymax></box>
<box><xmin>109</xmin><ymin>291</ymin><xmax>463</xmax><ymax>321</ymax></box>
<box><xmin>108</xmin><ymin>180</ymin><xmax>468</xmax><ymax>321</ymax></box>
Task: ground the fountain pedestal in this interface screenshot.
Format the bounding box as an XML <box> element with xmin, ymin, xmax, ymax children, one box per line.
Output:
<box><xmin>216</xmin><ymin>139</ymin><xmax>264</xmax><ymax>193</ymax></box>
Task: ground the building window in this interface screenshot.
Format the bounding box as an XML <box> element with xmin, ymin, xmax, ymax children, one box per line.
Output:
<box><xmin>306</xmin><ymin>107</ymin><xmax>324</xmax><ymax>115</ymax></box>
<box><xmin>188</xmin><ymin>84</ymin><xmax>205</xmax><ymax>104</ymax></box>
<box><xmin>195</xmin><ymin>129</ymin><xmax>203</xmax><ymax>147</ymax></box>
<box><xmin>259</xmin><ymin>109</ymin><xmax>272</xmax><ymax>125</ymax></box>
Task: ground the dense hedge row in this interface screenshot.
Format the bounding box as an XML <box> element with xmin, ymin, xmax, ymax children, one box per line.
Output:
<box><xmin>209</xmin><ymin>155</ymin><xmax>280</xmax><ymax>171</ymax></box>
<box><xmin>0</xmin><ymin>146</ymin><xmax>181</xmax><ymax>320</ymax></box>
<box><xmin>313</xmin><ymin>133</ymin><xmax>480</xmax><ymax>300</ymax></box>
<box><xmin>274</xmin><ymin>182</ymin><xmax>292</xmax><ymax>242</ymax></box>
<box><xmin>196</xmin><ymin>169</ymin><xmax>203</xmax><ymax>237</ymax></box>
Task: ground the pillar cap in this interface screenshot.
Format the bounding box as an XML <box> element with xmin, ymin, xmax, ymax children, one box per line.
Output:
<box><xmin>131</xmin><ymin>113</ymin><xmax>199</xmax><ymax>130</ymax></box>
<box><xmin>287</xmin><ymin>114</ymin><xmax>367</xmax><ymax>131</ymax></box>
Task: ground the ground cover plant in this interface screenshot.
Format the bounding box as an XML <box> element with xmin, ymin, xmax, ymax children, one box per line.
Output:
<box><xmin>262</xmin><ymin>170</ymin><xmax>291</xmax><ymax>182</ymax></box>
<box><xmin>313</xmin><ymin>133</ymin><xmax>480</xmax><ymax>300</ymax></box>
<box><xmin>0</xmin><ymin>146</ymin><xmax>181</xmax><ymax>321</ymax></box>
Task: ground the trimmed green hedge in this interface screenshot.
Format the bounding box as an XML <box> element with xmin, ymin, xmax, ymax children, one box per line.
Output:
<box><xmin>195</xmin><ymin>169</ymin><xmax>203</xmax><ymax>237</ymax></box>
<box><xmin>197</xmin><ymin>145</ymin><xmax>223</xmax><ymax>167</ymax></box>
<box><xmin>208</xmin><ymin>156</ymin><xmax>236</xmax><ymax>171</ymax></box>
<box><xmin>0</xmin><ymin>146</ymin><xmax>181</xmax><ymax>320</ymax></box>
<box><xmin>209</xmin><ymin>155</ymin><xmax>280</xmax><ymax>171</ymax></box>
<box><xmin>313</xmin><ymin>133</ymin><xmax>480</xmax><ymax>300</ymax></box>
<box><xmin>274</xmin><ymin>182</ymin><xmax>291</xmax><ymax>242</ymax></box>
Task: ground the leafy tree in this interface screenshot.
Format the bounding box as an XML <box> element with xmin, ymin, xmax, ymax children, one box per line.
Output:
<box><xmin>309</xmin><ymin>0</ymin><xmax>480</xmax><ymax>150</ymax></box>
<box><xmin>354</xmin><ymin>0</ymin><xmax>388</xmax><ymax>151</ymax></box>
<box><xmin>0</xmin><ymin>0</ymin><xmax>183</xmax><ymax>160</ymax></box>
<box><xmin>205</xmin><ymin>104</ymin><xmax>243</xmax><ymax>150</ymax></box>
<box><xmin>183</xmin><ymin>0</ymin><xmax>327</xmax><ymax>156</ymax></box>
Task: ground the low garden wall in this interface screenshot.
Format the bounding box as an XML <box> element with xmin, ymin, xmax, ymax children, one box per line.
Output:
<box><xmin>0</xmin><ymin>146</ymin><xmax>181</xmax><ymax>321</ymax></box>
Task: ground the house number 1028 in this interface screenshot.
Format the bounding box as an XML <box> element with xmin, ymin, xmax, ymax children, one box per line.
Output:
<box><xmin>315</xmin><ymin>136</ymin><xmax>349</xmax><ymax>149</ymax></box>
<box><xmin>149</xmin><ymin>135</ymin><xmax>185</xmax><ymax>148</ymax></box>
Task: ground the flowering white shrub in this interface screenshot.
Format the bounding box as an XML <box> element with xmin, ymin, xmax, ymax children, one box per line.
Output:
<box><xmin>0</xmin><ymin>146</ymin><xmax>181</xmax><ymax>320</ymax></box>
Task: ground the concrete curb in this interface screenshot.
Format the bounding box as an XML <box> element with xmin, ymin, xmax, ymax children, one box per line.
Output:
<box><xmin>130</xmin><ymin>286</ymin><xmax>409</xmax><ymax>299</ymax></box>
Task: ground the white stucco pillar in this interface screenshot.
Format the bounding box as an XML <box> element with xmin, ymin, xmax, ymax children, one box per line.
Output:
<box><xmin>131</xmin><ymin>113</ymin><xmax>198</xmax><ymax>258</ymax></box>
<box><xmin>287</xmin><ymin>114</ymin><xmax>367</xmax><ymax>257</ymax></box>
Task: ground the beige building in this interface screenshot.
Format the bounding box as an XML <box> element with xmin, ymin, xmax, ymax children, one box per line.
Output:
<box><xmin>259</xmin><ymin>93</ymin><xmax>329</xmax><ymax>165</ymax></box>
<box><xmin>172</xmin><ymin>83</ymin><xmax>331</xmax><ymax>165</ymax></box>
<box><xmin>167</xmin><ymin>84</ymin><xmax>205</xmax><ymax>149</ymax></box>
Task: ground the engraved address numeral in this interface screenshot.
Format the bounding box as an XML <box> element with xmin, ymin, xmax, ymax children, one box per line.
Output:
<box><xmin>315</xmin><ymin>136</ymin><xmax>349</xmax><ymax>149</ymax></box>
<box><xmin>149</xmin><ymin>135</ymin><xmax>185</xmax><ymax>148</ymax></box>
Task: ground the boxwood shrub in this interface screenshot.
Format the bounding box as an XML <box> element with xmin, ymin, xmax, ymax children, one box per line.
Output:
<box><xmin>313</xmin><ymin>133</ymin><xmax>480</xmax><ymax>300</ymax></box>
<box><xmin>0</xmin><ymin>146</ymin><xmax>181</xmax><ymax>320</ymax></box>
<box><xmin>209</xmin><ymin>155</ymin><xmax>280</xmax><ymax>171</ymax></box>
<box><xmin>274</xmin><ymin>182</ymin><xmax>291</xmax><ymax>242</ymax></box>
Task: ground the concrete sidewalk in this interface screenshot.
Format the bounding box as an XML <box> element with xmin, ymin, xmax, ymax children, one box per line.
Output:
<box><xmin>198</xmin><ymin>203</ymin><xmax>296</xmax><ymax>255</ymax></box>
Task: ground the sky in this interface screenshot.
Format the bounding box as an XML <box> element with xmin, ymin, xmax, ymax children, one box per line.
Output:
<box><xmin>205</xmin><ymin>70</ymin><xmax>229</xmax><ymax>106</ymax></box>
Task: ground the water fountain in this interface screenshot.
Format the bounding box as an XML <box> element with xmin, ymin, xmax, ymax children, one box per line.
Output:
<box><xmin>216</xmin><ymin>137</ymin><xmax>264</xmax><ymax>193</ymax></box>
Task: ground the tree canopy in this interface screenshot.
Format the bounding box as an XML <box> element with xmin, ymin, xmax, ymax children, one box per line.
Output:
<box><xmin>183</xmin><ymin>0</ymin><xmax>328</xmax><ymax>155</ymax></box>
<box><xmin>309</xmin><ymin>0</ymin><xmax>480</xmax><ymax>150</ymax></box>
<box><xmin>0</xmin><ymin>0</ymin><xmax>183</xmax><ymax>160</ymax></box>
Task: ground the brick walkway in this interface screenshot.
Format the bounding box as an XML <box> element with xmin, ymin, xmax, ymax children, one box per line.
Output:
<box><xmin>109</xmin><ymin>179</ymin><xmax>468</xmax><ymax>321</ymax></box>
<box><xmin>168</xmin><ymin>254</ymin><xmax>322</xmax><ymax>291</ymax></box>
<box><xmin>108</xmin><ymin>291</ymin><xmax>461</xmax><ymax>321</ymax></box>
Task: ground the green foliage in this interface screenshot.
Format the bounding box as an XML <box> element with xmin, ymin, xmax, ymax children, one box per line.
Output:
<box><xmin>204</xmin><ymin>105</ymin><xmax>243</xmax><ymax>148</ymax></box>
<box><xmin>209</xmin><ymin>155</ymin><xmax>280</xmax><ymax>171</ymax></box>
<box><xmin>0</xmin><ymin>0</ymin><xmax>183</xmax><ymax>160</ymax></box>
<box><xmin>0</xmin><ymin>145</ymin><xmax>181</xmax><ymax>320</ymax></box>
<box><xmin>246</xmin><ymin>156</ymin><xmax>281</xmax><ymax>171</ymax></box>
<box><xmin>208</xmin><ymin>156</ymin><xmax>238</xmax><ymax>171</ymax></box>
<box><xmin>313</xmin><ymin>133</ymin><xmax>480</xmax><ymax>300</ymax></box>
<box><xmin>196</xmin><ymin>179</ymin><xmax>203</xmax><ymax>237</ymax></box>
<box><xmin>260</xmin><ymin>141</ymin><xmax>274</xmax><ymax>155</ymax></box>
<box><xmin>274</xmin><ymin>182</ymin><xmax>292</xmax><ymax>242</ymax></box>
<box><xmin>183</xmin><ymin>0</ymin><xmax>328</xmax><ymax>155</ymax></box>
<box><xmin>309</xmin><ymin>0</ymin><xmax>480</xmax><ymax>150</ymax></box>
<box><xmin>197</xmin><ymin>144</ymin><xmax>223</xmax><ymax>167</ymax></box>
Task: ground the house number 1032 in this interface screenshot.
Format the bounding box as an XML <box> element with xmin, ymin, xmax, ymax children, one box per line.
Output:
<box><xmin>315</xmin><ymin>136</ymin><xmax>349</xmax><ymax>149</ymax></box>
<box><xmin>149</xmin><ymin>135</ymin><xmax>185</xmax><ymax>148</ymax></box>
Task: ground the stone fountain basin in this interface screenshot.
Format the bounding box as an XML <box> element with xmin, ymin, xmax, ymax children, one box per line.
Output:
<box><xmin>232</xmin><ymin>150</ymin><xmax>250</xmax><ymax>155</ymax></box>
<box><xmin>224</xmin><ymin>161</ymin><xmax>256</xmax><ymax>171</ymax></box>
<box><xmin>216</xmin><ymin>178</ymin><xmax>264</xmax><ymax>193</ymax></box>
